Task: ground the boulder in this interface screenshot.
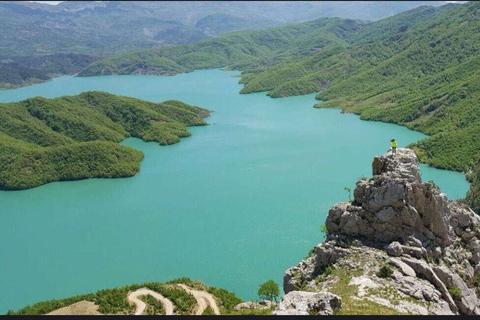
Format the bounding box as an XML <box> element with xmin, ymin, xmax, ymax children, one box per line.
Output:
<box><xmin>386</xmin><ymin>242</ymin><xmax>403</xmax><ymax>257</ymax></box>
<box><xmin>234</xmin><ymin>302</ymin><xmax>253</xmax><ymax>310</ymax></box>
<box><xmin>388</xmin><ymin>258</ymin><xmax>416</xmax><ymax>277</ymax></box>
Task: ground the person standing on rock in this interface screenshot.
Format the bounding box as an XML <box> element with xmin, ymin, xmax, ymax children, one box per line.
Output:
<box><xmin>390</xmin><ymin>138</ymin><xmax>398</xmax><ymax>155</ymax></box>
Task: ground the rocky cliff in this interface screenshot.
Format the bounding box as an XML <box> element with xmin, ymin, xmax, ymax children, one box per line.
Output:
<box><xmin>274</xmin><ymin>148</ymin><xmax>480</xmax><ymax>315</ymax></box>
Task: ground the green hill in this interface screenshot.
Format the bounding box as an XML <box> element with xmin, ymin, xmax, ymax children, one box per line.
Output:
<box><xmin>0</xmin><ymin>54</ymin><xmax>99</xmax><ymax>89</ymax></box>
<box><xmin>78</xmin><ymin>18</ymin><xmax>366</xmax><ymax>77</ymax></box>
<box><xmin>6</xmin><ymin>278</ymin><xmax>244</xmax><ymax>315</ymax></box>
<box><xmin>0</xmin><ymin>91</ymin><xmax>209</xmax><ymax>190</ymax></box>
<box><xmin>78</xmin><ymin>2</ymin><xmax>480</xmax><ymax>213</ymax></box>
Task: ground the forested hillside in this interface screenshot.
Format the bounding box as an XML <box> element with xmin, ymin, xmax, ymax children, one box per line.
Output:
<box><xmin>79</xmin><ymin>1</ymin><xmax>480</xmax><ymax>213</ymax></box>
<box><xmin>0</xmin><ymin>63</ymin><xmax>50</xmax><ymax>89</ymax></box>
<box><xmin>78</xmin><ymin>18</ymin><xmax>366</xmax><ymax>76</ymax></box>
<box><xmin>0</xmin><ymin>54</ymin><xmax>98</xmax><ymax>88</ymax></box>
<box><xmin>0</xmin><ymin>92</ymin><xmax>209</xmax><ymax>190</ymax></box>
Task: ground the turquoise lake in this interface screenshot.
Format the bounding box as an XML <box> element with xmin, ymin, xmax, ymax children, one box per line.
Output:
<box><xmin>0</xmin><ymin>69</ymin><xmax>470</xmax><ymax>313</ymax></box>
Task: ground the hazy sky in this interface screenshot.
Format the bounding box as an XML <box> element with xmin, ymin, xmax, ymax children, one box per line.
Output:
<box><xmin>30</xmin><ymin>1</ymin><xmax>62</xmax><ymax>4</ymax></box>
<box><xmin>29</xmin><ymin>0</ymin><xmax>467</xmax><ymax>6</ymax></box>
<box><xmin>30</xmin><ymin>1</ymin><xmax>467</xmax><ymax>4</ymax></box>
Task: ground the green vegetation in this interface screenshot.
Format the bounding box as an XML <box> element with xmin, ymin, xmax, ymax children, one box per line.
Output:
<box><xmin>320</xmin><ymin>224</ymin><xmax>328</xmax><ymax>234</ymax></box>
<box><xmin>164</xmin><ymin>277</ymin><xmax>243</xmax><ymax>314</ymax></box>
<box><xmin>78</xmin><ymin>18</ymin><xmax>365</xmax><ymax>77</ymax></box>
<box><xmin>141</xmin><ymin>283</ymin><xmax>196</xmax><ymax>315</ymax></box>
<box><xmin>82</xmin><ymin>1</ymin><xmax>480</xmax><ymax>213</ymax></box>
<box><xmin>0</xmin><ymin>63</ymin><xmax>50</xmax><ymax>89</ymax></box>
<box><xmin>344</xmin><ymin>186</ymin><xmax>352</xmax><ymax>201</ymax></box>
<box><xmin>257</xmin><ymin>280</ymin><xmax>280</xmax><ymax>302</ymax></box>
<box><xmin>327</xmin><ymin>265</ymin><xmax>404</xmax><ymax>315</ymax></box>
<box><xmin>139</xmin><ymin>295</ymin><xmax>165</xmax><ymax>315</ymax></box>
<box><xmin>0</xmin><ymin>91</ymin><xmax>209</xmax><ymax>190</ymax></box>
<box><xmin>0</xmin><ymin>54</ymin><xmax>99</xmax><ymax>89</ymax></box>
<box><xmin>8</xmin><ymin>278</ymin><xmax>244</xmax><ymax>315</ymax></box>
<box><xmin>448</xmin><ymin>287</ymin><xmax>462</xmax><ymax>301</ymax></box>
<box><xmin>207</xmin><ymin>287</ymin><xmax>242</xmax><ymax>313</ymax></box>
<box><xmin>228</xmin><ymin>306</ymin><xmax>275</xmax><ymax>315</ymax></box>
<box><xmin>316</xmin><ymin>265</ymin><xmax>335</xmax><ymax>284</ymax></box>
<box><xmin>166</xmin><ymin>277</ymin><xmax>207</xmax><ymax>290</ymax></box>
<box><xmin>202</xmin><ymin>305</ymin><xmax>216</xmax><ymax>315</ymax></box>
<box><xmin>376</xmin><ymin>265</ymin><xmax>394</xmax><ymax>279</ymax></box>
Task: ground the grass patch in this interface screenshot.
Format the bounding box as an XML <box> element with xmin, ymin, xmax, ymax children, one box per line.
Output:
<box><xmin>328</xmin><ymin>268</ymin><xmax>404</xmax><ymax>315</ymax></box>
<box><xmin>139</xmin><ymin>294</ymin><xmax>165</xmax><ymax>315</ymax></box>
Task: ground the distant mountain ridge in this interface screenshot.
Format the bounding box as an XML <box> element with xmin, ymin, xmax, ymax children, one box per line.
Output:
<box><xmin>0</xmin><ymin>1</ymin><xmax>449</xmax><ymax>58</ymax></box>
<box><xmin>0</xmin><ymin>1</ymin><xmax>451</xmax><ymax>88</ymax></box>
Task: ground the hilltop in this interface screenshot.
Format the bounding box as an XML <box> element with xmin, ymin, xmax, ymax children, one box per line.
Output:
<box><xmin>0</xmin><ymin>91</ymin><xmax>209</xmax><ymax>190</ymax></box>
<box><xmin>6</xmin><ymin>278</ymin><xmax>266</xmax><ymax>315</ymax></box>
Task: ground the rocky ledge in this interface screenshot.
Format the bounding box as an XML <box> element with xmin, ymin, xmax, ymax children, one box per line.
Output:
<box><xmin>274</xmin><ymin>148</ymin><xmax>480</xmax><ymax>315</ymax></box>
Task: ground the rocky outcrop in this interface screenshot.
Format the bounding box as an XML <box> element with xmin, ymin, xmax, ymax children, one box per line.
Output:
<box><xmin>234</xmin><ymin>300</ymin><xmax>273</xmax><ymax>311</ymax></box>
<box><xmin>272</xmin><ymin>291</ymin><xmax>341</xmax><ymax>315</ymax></box>
<box><xmin>276</xmin><ymin>148</ymin><xmax>480</xmax><ymax>315</ymax></box>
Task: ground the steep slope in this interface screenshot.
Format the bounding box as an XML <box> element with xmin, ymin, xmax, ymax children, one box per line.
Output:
<box><xmin>0</xmin><ymin>91</ymin><xmax>209</xmax><ymax>190</ymax></box>
<box><xmin>0</xmin><ymin>53</ymin><xmax>99</xmax><ymax>88</ymax></box>
<box><xmin>0</xmin><ymin>63</ymin><xmax>50</xmax><ymax>88</ymax></box>
<box><xmin>78</xmin><ymin>17</ymin><xmax>365</xmax><ymax>76</ymax></box>
<box><xmin>275</xmin><ymin>149</ymin><xmax>480</xmax><ymax>315</ymax></box>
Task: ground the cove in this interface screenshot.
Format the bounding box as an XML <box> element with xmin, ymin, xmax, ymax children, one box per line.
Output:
<box><xmin>0</xmin><ymin>69</ymin><xmax>470</xmax><ymax>313</ymax></box>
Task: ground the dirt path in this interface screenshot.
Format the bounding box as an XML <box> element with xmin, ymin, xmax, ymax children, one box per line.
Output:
<box><xmin>128</xmin><ymin>288</ymin><xmax>174</xmax><ymax>315</ymax></box>
<box><xmin>177</xmin><ymin>284</ymin><xmax>220</xmax><ymax>315</ymax></box>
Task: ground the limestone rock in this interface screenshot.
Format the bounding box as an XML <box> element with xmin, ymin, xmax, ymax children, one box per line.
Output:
<box><xmin>283</xmin><ymin>148</ymin><xmax>480</xmax><ymax>315</ymax></box>
<box><xmin>273</xmin><ymin>291</ymin><xmax>341</xmax><ymax>315</ymax></box>
<box><xmin>386</xmin><ymin>241</ymin><xmax>403</xmax><ymax>257</ymax></box>
<box><xmin>388</xmin><ymin>258</ymin><xmax>416</xmax><ymax>277</ymax></box>
<box><xmin>234</xmin><ymin>300</ymin><xmax>274</xmax><ymax>311</ymax></box>
<box><xmin>234</xmin><ymin>302</ymin><xmax>253</xmax><ymax>311</ymax></box>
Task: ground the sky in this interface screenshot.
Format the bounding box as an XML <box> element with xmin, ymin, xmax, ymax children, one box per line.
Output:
<box><xmin>28</xmin><ymin>0</ymin><xmax>468</xmax><ymax>7</ymax></box>
<box><xmin>30</xmin><ymin>1</ymin><xmax>62</xmax><ymax>4</ymax></box>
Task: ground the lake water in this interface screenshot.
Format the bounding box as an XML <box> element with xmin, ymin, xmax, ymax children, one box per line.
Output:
<box><xmin>0</xmin><ymin>69</ymin><xmax>470</xmax><ymax>313</ymax></box>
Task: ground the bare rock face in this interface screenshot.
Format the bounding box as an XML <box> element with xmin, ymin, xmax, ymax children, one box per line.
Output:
<box><xmin>278</xmin><ymin>148</ymin><xmax>480</xmax><ymax>315</ymax></box>
<box><xmin>272</xmin><ymin>291</ymin><xmax>341</xmax><ymax>315</ymax></box>
<box><xmin>328</xmin><ymin>148</ymin><xmax>455</xmax><ymax>246</ymax></box>
<box><xmin>234</xmin><ymin>300</ymin><xmax>273</xmax><ymax>311</ymax></box>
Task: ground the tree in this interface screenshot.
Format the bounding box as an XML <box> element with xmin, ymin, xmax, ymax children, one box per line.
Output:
<box><xmin>257</xmin><ymin>280</ymin><xmax>280</xmax><ymax>302</ymax></box>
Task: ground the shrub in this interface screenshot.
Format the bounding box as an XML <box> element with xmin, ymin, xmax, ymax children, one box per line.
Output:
<box><xmin>376</xmin><ymin>265</ymin><xmax>393</xmax><ymax>279</ymax></box>
<box><xmin>449</xmin><ymin>287</ymin><xmax>462</xmax><ymax>300</ymax></box>
<box><xmin>258</xmin><ymin>280</ymin><xmax>280</xmax><ymax>302</ymax></box>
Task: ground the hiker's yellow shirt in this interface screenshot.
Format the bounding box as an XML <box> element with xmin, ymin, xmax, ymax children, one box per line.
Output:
<box><xmin>391</xmin><ymin>141</ymin><xmax>398</xmax><ymax>147</ymax></box>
